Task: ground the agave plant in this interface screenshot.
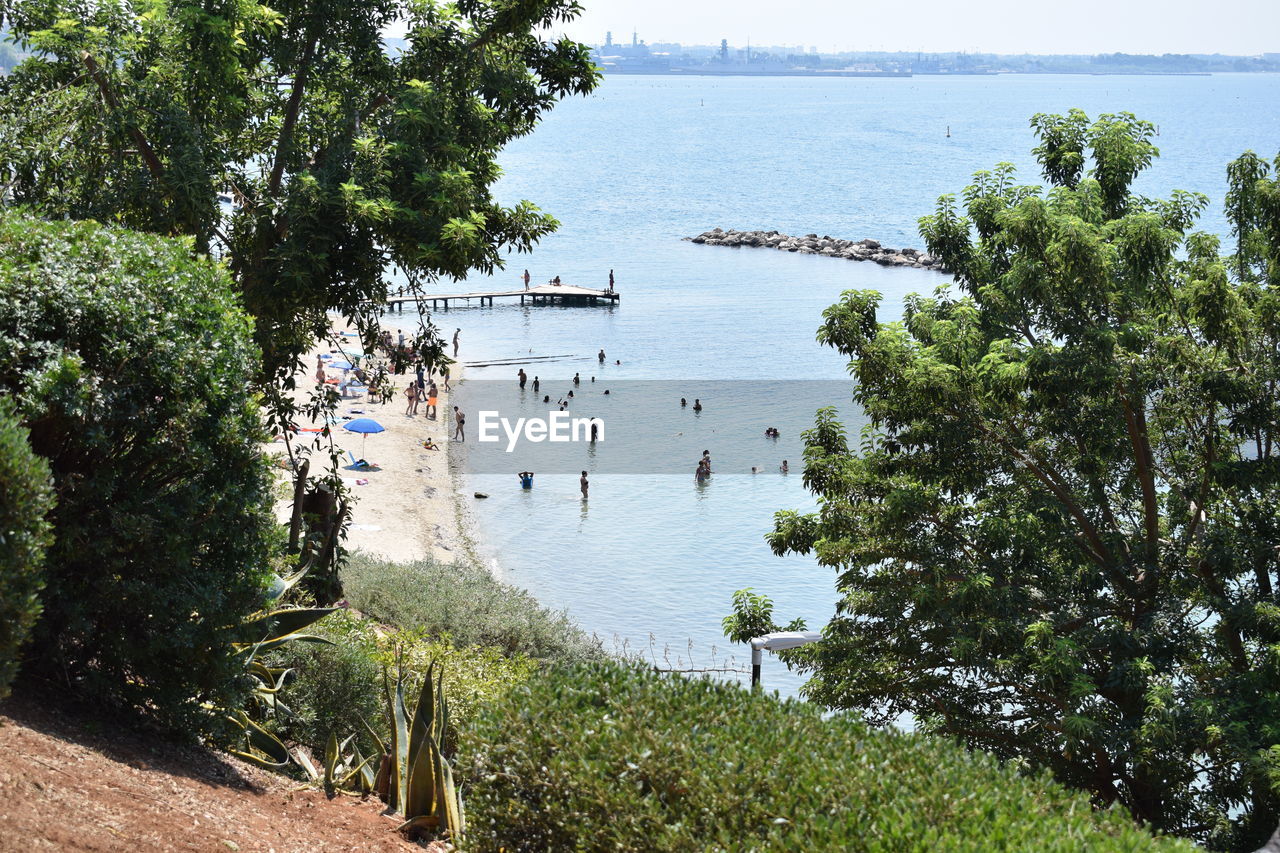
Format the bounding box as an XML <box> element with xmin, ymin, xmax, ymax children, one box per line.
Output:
<box><xmin>225</xmin><ymin>561</ymin><xmax>337</xmax><ymax>770</ymax></box>
<box><xmin>375</xmin><ymin>659</ymin><xmax>465</xmax><ymax>842</ymax></box>
<box><xmin>292</xmin><ymin>732</ymin><xmax>377</xmax><ymax>796</ymax></box>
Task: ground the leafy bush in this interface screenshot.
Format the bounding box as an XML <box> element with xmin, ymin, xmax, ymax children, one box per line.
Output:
<box><xmin>271</xmin><ymin>609</ymin><xmax>537</xmax><ymax>756</ymax></box>
<box><xmin>0</xmin><ymin>216</ymin><xmax>280</xmax><ymax>736</ymax></box>
<box><xmin>461</xmin><ymin>662</ymin><xmax>1193</xmax><ymax>852</ymax></box>
<box><xmin>341</xmin><ymin>552</ymin><xmax>601</xmax><ymax>663</ymax></box>
<box><xmin>0</xmin><ymin>397</ymin><xmax>55</xmax><ymax>699</ymax></box>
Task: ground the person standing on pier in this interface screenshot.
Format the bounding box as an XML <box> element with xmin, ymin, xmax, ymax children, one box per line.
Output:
<box><xmin>452</xmin><ymin>328</ymin><xmax>461</xmax><ymax>358</ymax></box>
<box><xmin>523</xmin><ymin>269</ymin><xmax>531</xmax><ymax>290</ymax></box>
<box><xmin>608</xmin><ymin>269</ymin><xmax>615</xmax><ymax>292</ymax></box>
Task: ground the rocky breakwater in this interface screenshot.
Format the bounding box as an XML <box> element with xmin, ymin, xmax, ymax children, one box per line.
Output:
<box><xmin>684</xmin><ymin>228</ymin><xmax>946</xmax><ymax>272</ymax></box>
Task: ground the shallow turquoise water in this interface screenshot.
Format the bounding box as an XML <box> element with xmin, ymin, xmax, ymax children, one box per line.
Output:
<box><xmin>390</xmin><ymin>73</ymin><xmax>1280</xmax><ymax>697</ymax></box>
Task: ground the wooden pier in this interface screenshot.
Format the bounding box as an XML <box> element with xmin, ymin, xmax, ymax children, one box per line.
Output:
<box><xmin>385</xmin><ymin>283</ymin><xmax>619</xmax><ymax>311</ymax></box>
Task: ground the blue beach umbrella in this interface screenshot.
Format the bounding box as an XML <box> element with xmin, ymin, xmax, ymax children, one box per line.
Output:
<box><xmin>342</xmin><ymin>417</ymin><xmax>385</xmax><ymax>457</ymax></box>
<box><xmin>328</xmin><ymin>359</ymin><xmax>354</xmax><ymax>371</ymax></box>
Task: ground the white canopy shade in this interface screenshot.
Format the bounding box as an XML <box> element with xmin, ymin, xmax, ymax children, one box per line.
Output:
<box><xmin>750</xmin><ymin>631</ymin><xmax>823</xmax><ymax>652</ymax></box>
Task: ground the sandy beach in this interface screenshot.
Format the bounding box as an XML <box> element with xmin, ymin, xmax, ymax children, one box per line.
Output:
<box><xmin>268</xmin><ymin>323</ymin><xmax>473</xmax><ymax>565</ymax></box>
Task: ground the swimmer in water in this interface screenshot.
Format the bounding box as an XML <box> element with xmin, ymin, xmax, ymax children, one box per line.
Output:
<box><xmin>780</xmin><ymin>460</ymin><xmax>789</xmax><ymax>474</ymax></box>
<box><xmin>693</xmin><ymin>398</ymin><xmax>702</xmax><ymax>412</ymax></box>
<box><xmin>518</xmin><ymin>471</ymin><xmax>534</xmax><ymax>489</ymax></box>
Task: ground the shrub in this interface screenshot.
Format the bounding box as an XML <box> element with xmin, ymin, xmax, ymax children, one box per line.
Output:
<box><xmin>271</xmin><ymin>609</ymin><xmax>537</xmax><ymax>756</ymax></box>
<box><xmin>460</xmin><ymin>662</ymin><xmax>1194</xmax><ymax>852</ymax></box>
<box><xmin>0</xmin><ymin>397</ymin><xmax>55</xmax><ymax>699</ymax></box>
<box><xmin>341</xmin><ymin>551</ymin><xmax>601</xmax><ymax>664</ymax></box>
<box><xmin>0</xmin><ymin>216</ymin><xmax>280</xmax><ymax>736</ymax></box>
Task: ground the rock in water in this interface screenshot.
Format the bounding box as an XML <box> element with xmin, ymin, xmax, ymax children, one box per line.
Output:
<box><xmin>684</xmin><ymin>228</ymin><xmax>945</xmax><ymax>272</ymax></box>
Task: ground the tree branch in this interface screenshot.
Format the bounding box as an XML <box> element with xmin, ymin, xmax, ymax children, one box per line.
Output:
<box><xmin>267</xmin><ymin>31</ymin><xmax>320</xmax><ymax>197</ymax></box>
<box><xmin>1119</xmin><ymin>388</ymin><xmax>1161</xmax><ymax>564</ymax></box>
<box><xmin>80</xmin><ymin>52</ymin><xmax>165</xmax><ymax>183</ymax></box>
<box><xmin>977</xmin><ymin>421</ymin><xmax>1119</xmax><ymax>573</ymax></box>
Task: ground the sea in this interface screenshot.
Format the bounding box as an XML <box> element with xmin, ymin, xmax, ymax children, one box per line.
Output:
<box><xmin>388</xmin><ymin>73</ymin><xmax>1280</xmax><ymax>698</ymax></box>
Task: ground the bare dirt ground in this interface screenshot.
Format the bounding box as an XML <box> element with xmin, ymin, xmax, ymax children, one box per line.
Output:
<box><xmin>0</xmin><ymin>693</ymin><xmax>423</xmax><ymax>852</ymax></box>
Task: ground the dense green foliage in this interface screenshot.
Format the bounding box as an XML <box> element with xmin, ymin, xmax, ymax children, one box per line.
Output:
<box><xmin>270</xmin><ymin>608</ymin><xmax>537</xmax><ymax>758</ymax></box>
<box><xmin>769</xmin><ymin>111</ymin><xmax>1280</xmax><ymax>848</ymax></box>
<box><xmin>0</xmin><ymin>397</ymin><xmax>55</xmax><ymax>700</ymax></box>
<box><xmin>0</xmin><ymin>216</ymin><xmax>279</xmax><ymax>736</ymax></box>
<box><xmin>0</xmin><ymin>0</ymin><xmax>598</xmax><ymax>422</ymax></box>
<box><xmin>461</xmin><ymin>661</ymin><xmax>1190</xmax><ymax>851</ymax></box>
<box><xmin>341</xmin><ymin>551</ymin><xmax>602</xmax><ymax>663</ymax></box>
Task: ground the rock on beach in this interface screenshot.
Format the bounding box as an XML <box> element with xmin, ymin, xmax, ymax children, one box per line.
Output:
<box><xmin>684</xmin><ymin>228</ymin><xmax>946</xmax><ymax>272</ymax></box>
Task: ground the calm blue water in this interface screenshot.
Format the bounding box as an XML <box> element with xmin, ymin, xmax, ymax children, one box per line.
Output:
<box><xmin>391</xmin><ymin>73</ymin><xmax>1280</xmax><ymax>697</ymax></box>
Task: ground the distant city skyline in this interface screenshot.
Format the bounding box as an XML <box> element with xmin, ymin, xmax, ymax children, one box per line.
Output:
<box><xmin>551</xmin><ymin>0</ymin><xmax>1280</xmax><ymax>56</ymax></box>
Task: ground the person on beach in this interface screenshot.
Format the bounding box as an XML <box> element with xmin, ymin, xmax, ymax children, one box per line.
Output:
<box><xmin>427</xmin><ymin>381</ymin><xmax>438</xmax><ymax>419</ymax></box>
<box><xmin>398</xmin><ymin>330</ymin><xmax>405</xmax><ymax>348</ymax></box>
<box><xmin>453</xmin><ymin>406</ymin><xmax>466</xmax><ymax>441</ymax></box>
<box><xmin>518</xmin><ymin>368</ymin><xmax>527</xmax><ymax>389</ymax></box>
<box><xmin>533</xmin><ymin>376</ymin><xmax>540</xmax><ymax>392</ymax></box>
<box><xmin>580</xmin><ymin>470</ymin><xmax>589</xmax><ymax>499</ymax></box>
<box><xmin>693</xmin><ymin>398</ymin><xmax>702</xmax><ymax>412</ymax></box>
<box><xmin>315</xmin><ymin>356</ymin><xmax>326</xmax><ymax>385</ymax></box>
<box><xmin>780</xmin><ymin>460</ymin><xmax>789</xmax><ymax>474</ymax></box>
<box><xmin>443</xmin><ymin>370</ymin><xmax>452</xmax><ymax>393</ymax></box>
<box><xmin>598</xmin><ymin>349</ymin><xmax>605</xmax><ymax>363</ymax></box>
<box><xmin>415</xmin><ymin>362</ymin><xmax>425</xmax><ymax>390</ymax></box>
<box><xmin>405</xmin><ymin>382</ymin><xmax>419</xmax><ymax>416</ymax></box>
<box><xmin>608</xmin><ymin>269</ymin><xmax>615</xmax><ymax>292</ymax></box>
<box><xmin>518</xmin><ymin>471</ymin><xmax>534</xmax><ymax>489</ymax></box>
<box><xmin>523</xmin><ymin>269</ymin><xmax>531</xmax><ymax>290</ymax></box>
<box><xmin>452</xmin><ymin>328</ymin><xmax>461</xmax><ymax>358</ymax></box>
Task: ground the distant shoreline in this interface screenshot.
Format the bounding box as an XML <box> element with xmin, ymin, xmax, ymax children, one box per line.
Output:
<box><xmin>598</xmin><ymin>68</ymin><xmax>1219</xmax><ymax>78</ymax></box>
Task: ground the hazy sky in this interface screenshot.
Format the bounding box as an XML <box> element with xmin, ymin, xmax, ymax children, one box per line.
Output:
<box><xmin>554</xmin><ymin>0</ymin><xmax>1280</xmax><ymax>55</ymax></box>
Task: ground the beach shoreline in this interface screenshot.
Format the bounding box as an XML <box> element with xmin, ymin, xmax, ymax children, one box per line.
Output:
<box><xmin>268</xmin><ymin>322</ymin><xmax>483</xmax><ymax>568</ymax></box>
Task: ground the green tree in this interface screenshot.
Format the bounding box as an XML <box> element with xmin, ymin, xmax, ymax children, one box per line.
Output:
<box><xmin>0</xmin><ymin>0</ymin><xmax>597</xmax><ymax>428</ymax></box>
<box><xmin>0</xmin><ymin>396</ymin><xmax>55</xmax><ymax>700</ymax></box>
<box><xmin>0</xmin><ymin>215</ymin><xmax>280</xmax><ymax>738</ymax></box>
<box><xmin>768</xmin><ymin>110</ymin><xmax>1280</xmax><ymax>849</ymax></box>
